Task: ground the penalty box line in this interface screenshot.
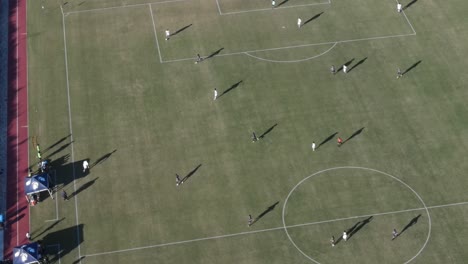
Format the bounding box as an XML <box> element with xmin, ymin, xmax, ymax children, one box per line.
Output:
<box><xmin>84</xmin><ymin>200</ymin><xmax>468</xmax><ymax>258</ymax></box>
<box><xmin>160</xmin><ymin>32</ymin><xmax>416</xmax><ymax>64</ymax></box>
<box><xmin>64</xmin><ymin>0</ymin><xmax>190</xmax><ymax>15</ymax></box>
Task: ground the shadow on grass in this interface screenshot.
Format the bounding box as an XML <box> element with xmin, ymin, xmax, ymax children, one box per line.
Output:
<box><xmin>252</xmin><ymin>201</ymin><xmax>279</xmax><ymax>226</ymax></box>
<box><xmin>348</xmin><ymin>57</ymin><xmax>367</xmax><ymax>72</ymax></box>
<box><xmin>303</xmin><ymin>12</ymin><xmax>324</xmax><ymax>26</ymax></box>
<box><xmin>317</xmin><ymin>132</ymin><xmax>338</xmax><ymax>149</ymax></box>
<box><xmin>42</xmin><ymin>224</ymin><xmax>84</xmax><ymax>263</ymax></box>
<box><xmin>218</xmin><ymin>80</ymin><xmax>243</xmax><ymax>99</ymax></box>
<box><xmin>172</xmin><ymin>24</ymin><xmax>192</xmax><ymax>36</ymax></box>
<box><xmin>403</xmin><ymin>60</ymin><xmax>421</xmax><ymax>75</ymax></box>
<box><xmin>181</xmin><ymin>164</ymin><xmax>202</xmax><ymax>184</ymax></box>
<box><xmin>259</xmin><ymin>123</ymin><xmax>278</xmax><ymax>139</ymax></box>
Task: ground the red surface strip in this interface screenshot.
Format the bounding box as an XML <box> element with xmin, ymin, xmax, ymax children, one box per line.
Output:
<box><xmin>5</xmin><ymin>0</ymin><xmax>29</xmax><ymax>258</ymax></box>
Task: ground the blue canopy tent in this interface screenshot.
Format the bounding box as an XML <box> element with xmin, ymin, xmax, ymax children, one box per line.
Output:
<box><xmin>25</xmin><ymin>172</ymin><xmax>53</xmax><ymax>200</ymax></box>
<box><xmin>13</xmin><ymin>242</ymin><xmax>41</xmax><ymax>264</ymax></box>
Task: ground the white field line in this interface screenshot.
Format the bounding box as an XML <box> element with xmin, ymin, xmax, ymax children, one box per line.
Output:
<box><xmin>215</xmin><ymin>0</ymin><xmax>222</xmax><ymax>15</ymax></box>
<box><xmin>220</xmin><ymin>1</ymin><xmax>330</xmax><ymax>16</ymax></box>
<box><xmin>244</xmin><ymin>42</ymin><xmax>337</xmax><ymax>63</ymax></box>
<box><xmin>148</xmin><ymin>4</ymin><xmax>163</xmax><ymax>63</ymax></box>
<box><xmin>401</xmin><ymin>6</ymin><xmax>416</xmax><ymax>34</ymax></box>
<box><xmin>60</xmin><ymin>6</ymin><xmax>82</xmax><ymax>262</ymax></box>
<box><xmin>84</xmin><ymin>200</ymin><xmax>468</xmax><ymax>258</ymax></box>
<box><xmin>64</xmin><ymin>0</ymin><xmax>188</xmax><ymax>15</ymax></box>
<box><xmin>161</xmin><ymin>32</ymin><xmax>415</xmax><ymax>63</ymax></box>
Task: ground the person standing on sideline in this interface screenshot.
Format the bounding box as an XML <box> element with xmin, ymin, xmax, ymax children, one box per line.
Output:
<box><xmin>330</xmin><ymin>236</ymin><xmax>335</xmax><ymax>247</ymax></box>
<box><xmin>312</xmin><ymin>142</ymin><xmax>316</xmax><ymax>151</ymax></box>
<box><xmin>337</xmin><ymin>137</ymin><xmax>343</xmax><ymax>147</ymax></box>
<box><xmin>165</xmin><ymin>29</ymin><xmax>170</xmax><ymax>40</ymax></box>
<box><xmin>176</xmin><ymin>174</ymin><xmax>182</xmax><ymax>186</ymax></box>
<box><xmin>248</xmin><ymin>215</ymin><xmax>253</xmax><ymax>226</ymax></box>
<box><xmin>195</xmin><ymin>54</ymin><xmax>203</xmax><ymax>64</ymax></box>
<box><xmin>330</xmin><ymin>65</ymin><xmax>336</xmax><ymax>74</ymax></box>
<box><xmin>214</xmin><ymin>88</ymin><xmax>218</xmax><ymax>100</ymax></box>
<box><xmin>82</xmin><ymin>160</ymin><xmax>89</xmax><ymax>173</ymax></box>
<box><xmin>297</xmin><ymin>18</ymin><xmax>302</xmax><ymax>28</ymax></box>
<box><xmin>342</xmin><ymin>231</ymin><xmax>348</xmax><ymax>241</ymax></box>
<box><xmin>397</xmin><ymin>68</ymin><xmax>402</xmax><ymax>78</ymax></box>
<box><xmin>392</xmin><ymin>229</ymin><xmax>399</xmax><ymax>240</ymax></box>
<box><xmin>61</xmin><ymin>190</ymin><xmax>69</xmax><ymax>201</ymax></box>
<box><xmin>252</xmin><ymin>132</ymin><xmax>258</xmax><ymax>142</ymax></box>
<box><xmin>397</xmin><ymin>2</ymin><xmax>402</xmax><ymax>13</ymax></box>
<box><xmin>272</xmin><ymin>0</ymin><xmax>276</xmax><ymax>8</ymax></box>
<box><xmin>26</xmin><ymin>232</ymin><xmax>31</xmax><ymax>241</ymax></box>
<box><xmin>343</xmin><ymin>64</ymin><xmax>348</xmax><ymax>73</ymax></box>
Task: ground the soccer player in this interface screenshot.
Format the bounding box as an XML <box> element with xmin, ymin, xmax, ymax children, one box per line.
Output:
<box><xmin>176</xmin><ymin>174</ymin><xmax>182</xmax><ymax>186</ymax></box>
<box><xmin>165</xmin><ymin>29</ymin><xmax>170</xmax><ymax>40</ymax></box>
<box><xmin>397</xmin><ymin>3</ymin><xmax>402</xmax><ymax>13</ymax></box>
<box><xmin>83</xmin><ymin>160</ymin><xmax>89</xmax><ymax>173</ymax></box>
<box><xmin>248</xmin><ymin>215</ymin><xmax>253</xmax><ymax>226</ymax></box>
<box><xmin>252</xmin><ymin>132</ymin><xmax>258</xmax><ymax>142</ymax></box>
<box><xmin>343</xmin><ymin>64</ymin><xmax>348</xmax><ymax>73</ymax></box>
<box><xmin>343</xmin><ymin>231</ymin><xmax>348</xmax><ymax>241</ymax></box>
<box><xmin>330</xmin><ymin>65</ymin><xmax>336</xmax><ymax>74</ymax></box>
<box><xmin>392</xmin><ymin>229</ymin><xmax>399</xmax><ymax>240</ymax></box>
<box><xmin>214</xmin><ymin>88</ymin><xmax>218</xmax><ymax>100</ymax></box>
<box><xmin>331</xmin><ymin>236</ymin><xmax>335</xmax><ymax>247</ymax></box>
<box><xmin>195</xmin><ymin>54</ymin><xmax>203</xmax><ymax>64</ymax></box>
<box><xmin>397</xmin><ymin>68</ymin><xmax>402</xmax><ymax>78</ymax></box>
<box><xmin>337</xmin><ymin>137</ymin><xmax>343</xmax><ymax>146</ymax></box>
<box><xmin>272</xmin><ymin>0</ymin><xmax>276</xmax><ymax>8</ymax></box>
<box><xmin>312</xmin><ymin>142</ymin><xmax>316</xmax><ymax>151</ymax></box>
<box><xmin>297</xmin><ymin>18</ymin><xmax>302</xmax><ymax>28</ymax></box>
<box><xmin>61</xmin><ymin>190</ymin><xmax>69</xmax><ymax>201</ymax></box>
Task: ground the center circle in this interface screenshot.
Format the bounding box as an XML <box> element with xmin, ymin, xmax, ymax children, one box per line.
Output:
<box><xmin>282</xmin><ymin>167</ymin><xmax>431</xmax><ymax>264</ymax></box>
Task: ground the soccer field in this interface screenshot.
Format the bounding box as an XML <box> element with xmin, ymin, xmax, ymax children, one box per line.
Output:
<box><xmin>26</xmin><ymin>0</ymin><xmax>468</xmax><ymax>263</ymax></box>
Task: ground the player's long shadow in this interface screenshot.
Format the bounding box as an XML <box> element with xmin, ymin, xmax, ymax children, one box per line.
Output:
<box><xmin>43</xmin><ymin>134</ymin><xmax>71</xmax><ymax>154</ymax></box>
<box><xmin>70</xmin><ymin>177</ymin><xmax>99</xmax><ymax>198</ymax></box>
<box><xmin>259</xmin><ymin>123</ymin><xmax>278</xmax><ymax>139</ymax></box>
<box><xmin>252</xmin><ymin>201</ymin><xmax>279</xmax><ymax>225</ymax></box>
<box><xmin>218</xmin><ymin>80</ymin><xmax>243</xmax><ymax>99</ymax></box>
<box><xmin>402</xmin><ymin>60</ymin><xmax>421</xmax><ymax>75</ymax></box>
<box><xmin>404</xmin><ymin>0</ymin><xmax>418</xmax><ymax>10</ymax></box>
<box><xmin>181</xmin><ymin>164</ymin><xmax>202</xmax><ymax>184</ymax></box>
<box><xmin>90</xmin><ymin>149</ymin><xmax>117</xmax><ymax>169</ymax></box>
<box><xmin>303</xmin><ymin>12</ymin><xmax>324</xmax><ymax>26</ymax></box>
<box><xmin>317</xmin><ymin>132</ymin><xmax>338</xmax><ymax>149</ymax></box>
<box><xmin>399</xmin><ymin>214</ymin><xmax>421</xmax><ymax>236</ymax></box>
<box><xmin>277</xmin><ymin>0</ymin><xmax>289</xmax><ymax>7</ymax></box>
<box><xmin>45</xmin><ymin>140</ymin><xmax>74</xmax><ymax>159</ymax></box>
<box><xmin>205</xmin><ymin>48</ymin><xmax>224</xmax><ymax>60</ymax></box>
<box><xmin>32</xmin><ymin>217</ymin><xmax>65</xmax><ymax>239</ymax></box>
<box><xmin>343</xmin><ymin>127</ymin><xmax>365</xmax><ymax>145</ymax></box>
<box><xmin>171</xmin><ymin>23</ymin><xmax>192</xmax><ymax>36</ymax></box>
<box><xmin>337</xmin><ymin>58</ymin><xmax>355</xmax><ymax>72</ymax></box>
<box><xmin>348</xmin><ymin>216</ymin><xmax>373</xmax><ymax>240</ymax></box>
<box><xmin>348</xmin><ymin>57</ymin><xmax>367</xmax><ymax>72</ymax></box>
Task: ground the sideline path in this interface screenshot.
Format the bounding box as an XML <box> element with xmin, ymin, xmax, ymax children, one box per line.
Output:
<box><xmin>5</xmin><ymin>0</ymin><xmax>29</xmax><ymax>258</ymax></box>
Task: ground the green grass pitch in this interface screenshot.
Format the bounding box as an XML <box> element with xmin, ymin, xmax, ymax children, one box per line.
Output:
<box><xmin>26</xmin><ymin>0</ymin><xmax>468</xmax><ymax>263</ymax></box>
